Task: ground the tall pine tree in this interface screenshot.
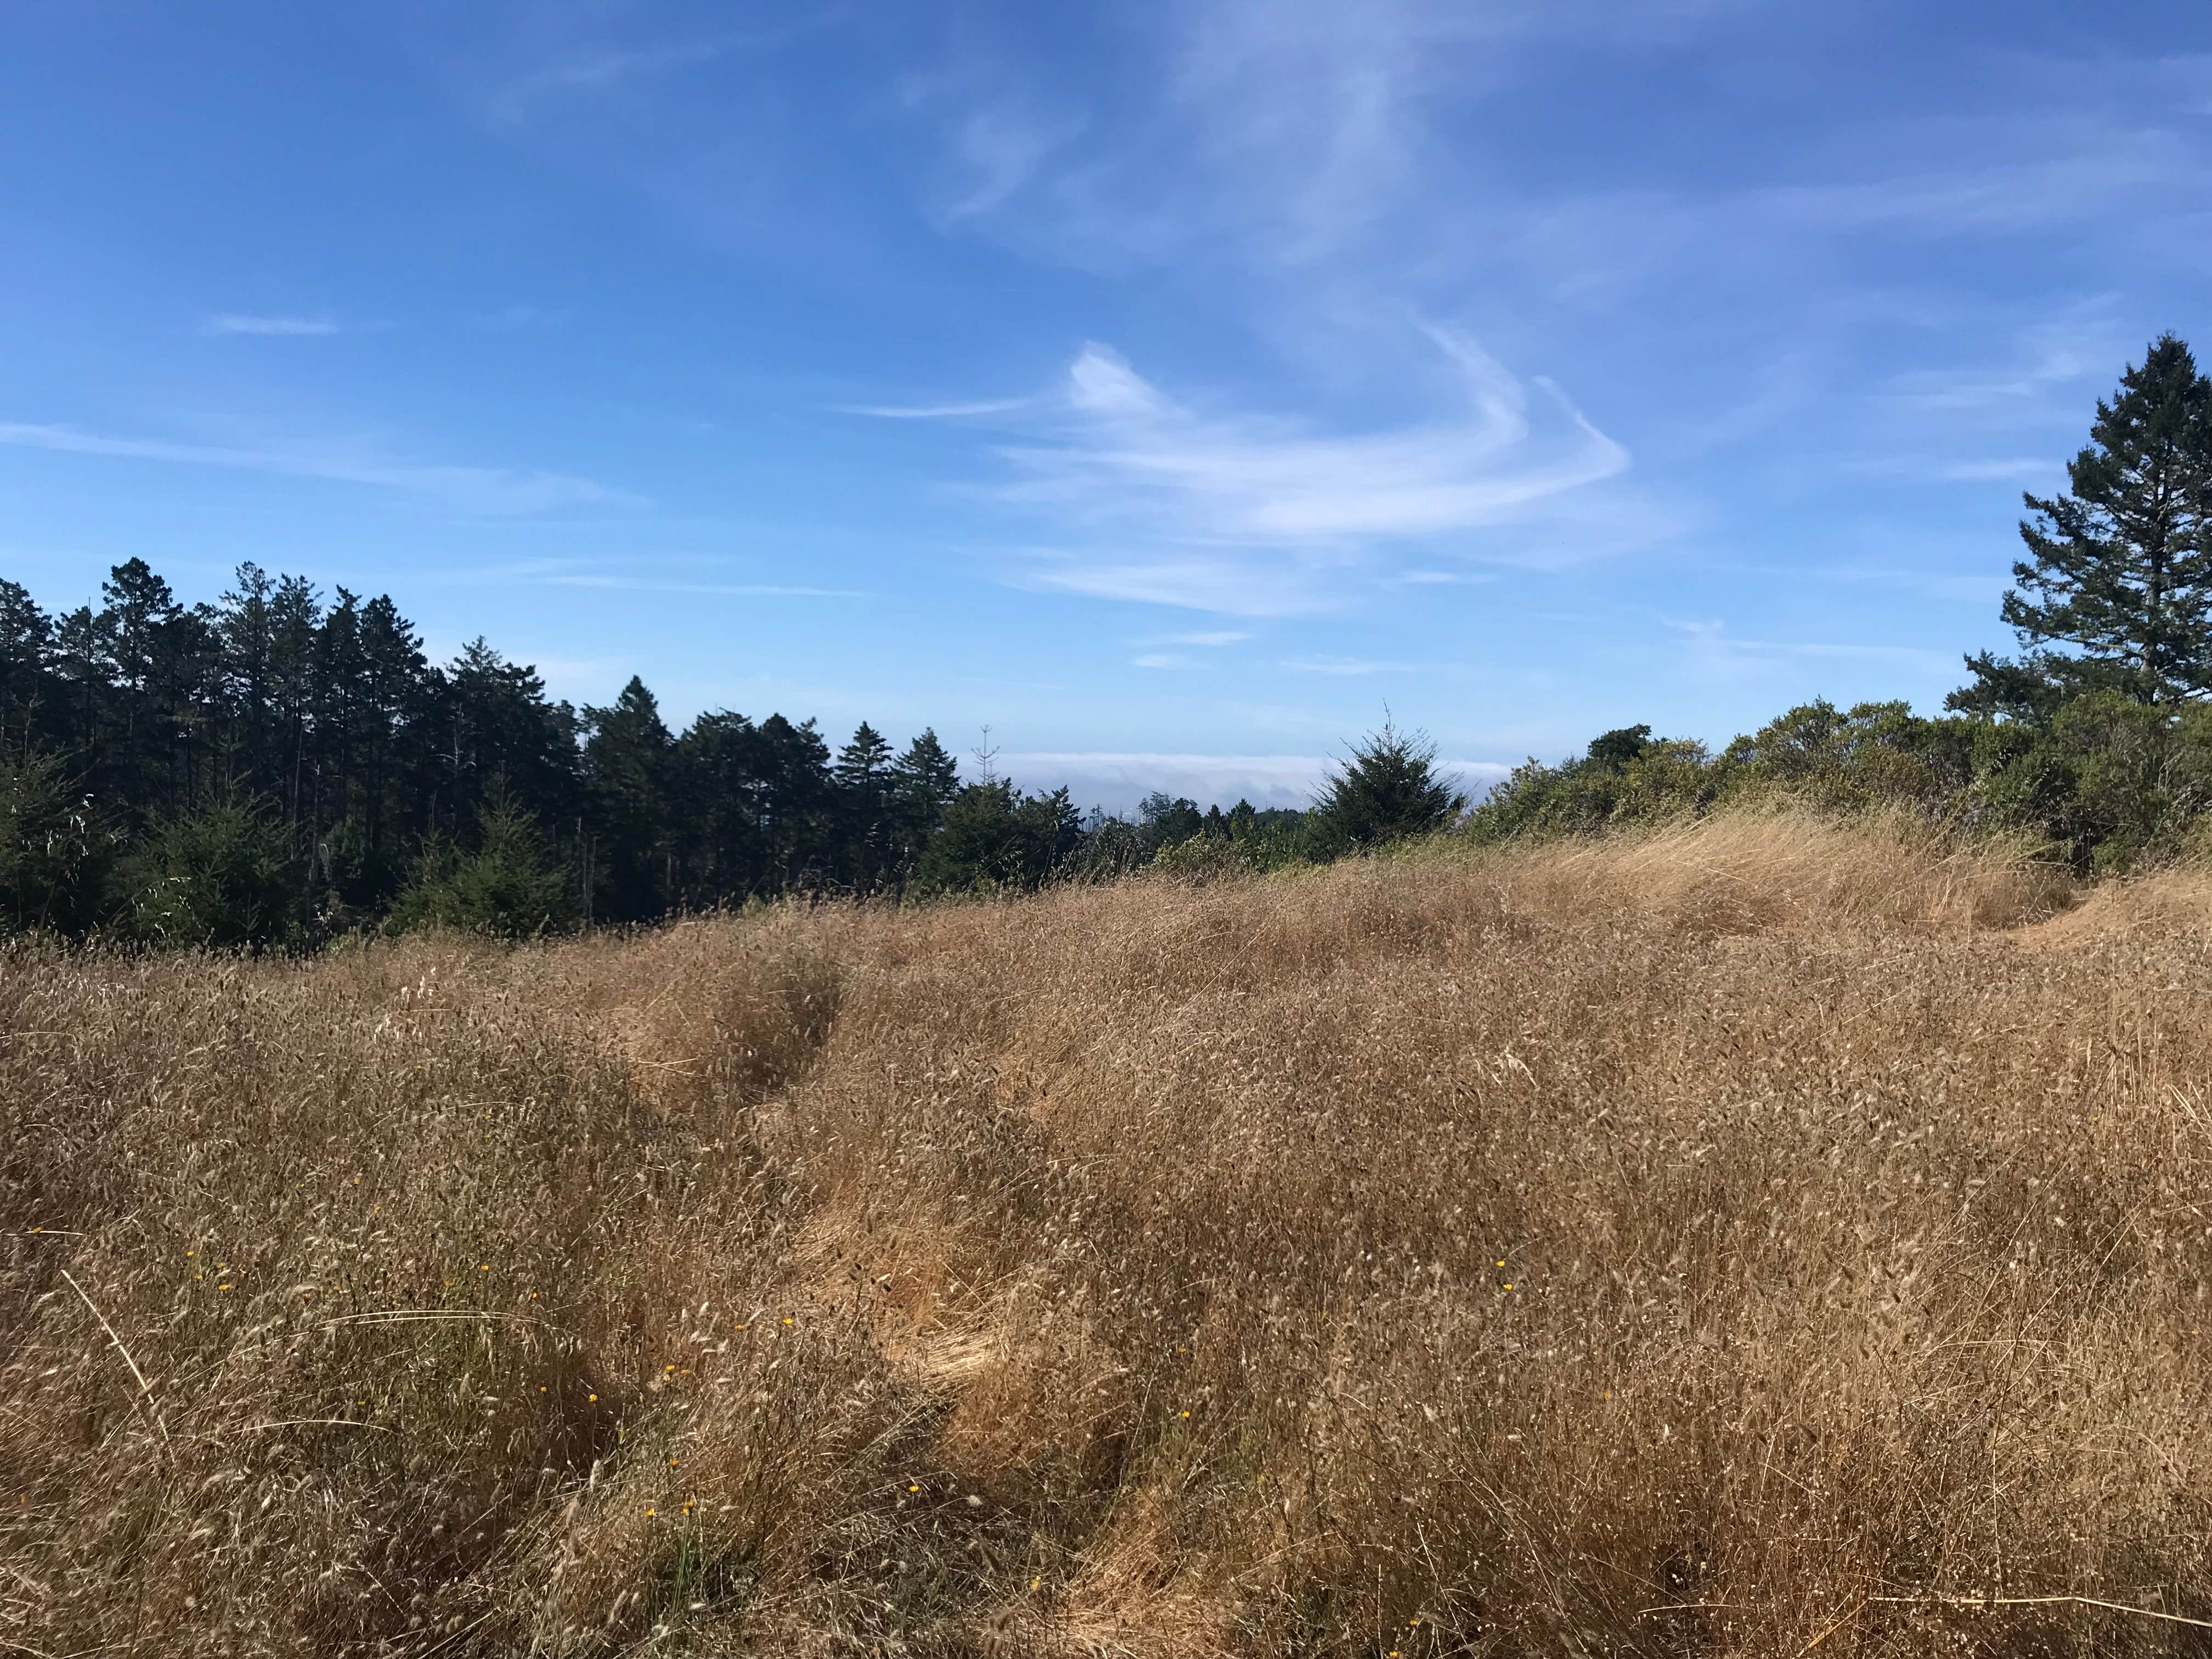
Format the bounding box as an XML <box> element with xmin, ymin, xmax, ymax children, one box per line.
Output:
<box><xmin>583</xmin><ymin>676</ymin><xmax>676</xmax><ymax>922</ymax></box>
<box><xmin>1955</xmin><ymin>334</ymin><xmax>2212</xmax><ymax>714</ymax></box>
<box><xmin>889</xmin><ymin>728</ymin><xmax>959</xmax><ymax>868</ymax></box>
<box><xmin>833</xmin><ymin>721</ymin><xmax>896</xmax><ymax>888</ymax></box>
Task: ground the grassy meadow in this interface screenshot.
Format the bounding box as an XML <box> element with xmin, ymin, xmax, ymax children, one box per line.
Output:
<box><xmin>8</xmin><ymin>813</ymin><xmax>2212</xmax><ymax>1656</ymax></box>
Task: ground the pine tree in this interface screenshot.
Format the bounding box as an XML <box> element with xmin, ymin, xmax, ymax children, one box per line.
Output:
<box><xmin>433</xmin><ymin>640</ymin><xmax>581</xmax><ymax>840</ymax></box>
<box><xmin>388</xmin><ymin>783</ymin><xmax>576</xmax><ymax>939</ymax></box>
<box><xmin>48</xmin><ymin>605</ymin><xmax>108</xmax><ymax>772</ymax></box>
<box><xmin>672</xmin><ymin>710</ymin><xmax>765</xmax><ymax>903</ymax></box>
<box><xmin>266</xmin><ymin>574</ymin><xmax>322</xmax><ymax>829</ymax></box>
<box><xmin>752</xmin><ymin>715</ymin><xmax>836</xmax><ymax>889</ymax></box>
<box><xmin>312</xmin><ymin>588</ymin><xmax>369</xmax><ymax>843</ymax></box>
<box><xmin>0</xmin><ymin>737</ymin><xmax>107</xmax><ymax>934</ymax></box>
<box><xmin>348</xmin><ymin>593</ymin><xmax>430</xmax><ymax>873</ymax></box>
<box><xmin>583</xmin><ymin>676</ymin><xmax>675</xmax><ymax>922</ymax></box>
<box><xmin>1955</xmin><ymin>335</ymin><xmax>2212</xmax><ymax>713</ymax></box>
<box><xmin>120</xmin><ymin>788</ymin><xmax>304</xmax><ymax>947</ymax></box>
<box><xmin>214</xmin><ymin>563</ymin><xmax>280</xmax><ymax>792</ymax></box>
<box><xmin>889</xmin><ymin>729</ymin><xmax>959</xmax><ymax>867</ymax></box>
<box><xmin>1312</xmin><ymin>720</ymin><xmax>1465</xmax><ymax>848</ymax></box>
<box><xmin>1137</xmin><ymin>792</ymin><xmax>1203</xmax><ymax>853</ymax></box>
<box><xmin>0</xmin><ymin>580</ymin><xmax>56</xmax><ymax>740</ymax></box>
<box><xmin>95</xmin><ymin>560</ymin><xmax>217</xmax><ymax>813</ymax></box>
<box><xmin>913</xmin><ymin>780</ymin><xmax>1082</xmax><ymax>893</ymax></box>
<box><xmin>833</xmin><ymin>721</ymin><xmax>896</xmax><ymax>888</ymax></box>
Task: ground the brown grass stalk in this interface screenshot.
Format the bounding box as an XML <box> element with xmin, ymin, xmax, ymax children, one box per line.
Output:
<box><xmin>4</xmin><ymin>814</ymin><xmax>2210</xmax><ymax>1655</ymax></box>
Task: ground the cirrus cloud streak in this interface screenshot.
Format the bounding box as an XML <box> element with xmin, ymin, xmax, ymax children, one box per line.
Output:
<box><xmin>0</xmin><ymin>421</ymin><xmax>634</xmax><ymax>516</ymax></box>
<box><xmin>856</xmin><ymin>323</ymin><xmax>1640</xmax><ymax>614</ymax></box>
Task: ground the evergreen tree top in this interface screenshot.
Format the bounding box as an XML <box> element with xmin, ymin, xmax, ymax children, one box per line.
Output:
<box><xmin>1316</xmin><ymin>721</ymin><xmax>1466</xmax><ymax>846</ymax></box>
<box><xmin>2001</xmin><ymin>332</ymin><xmax>2212</xmax><ymax>705</ymax></box>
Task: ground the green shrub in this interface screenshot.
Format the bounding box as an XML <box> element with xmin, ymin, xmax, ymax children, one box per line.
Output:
<box><xmin>1719</xmin><ymin>699</ymin><xmax>1973</xmax><ymax>812</ymax></box>
<box><xmin>388</xmin><ymin>797</ymin><xmax>578</xmax><ymax>938</ymax></box>
<box><xmin>1465</xmin><ymin>729</ymin><xmax>1718</xmax><ymax>843</ymax></box>
<box><xmin>0</xmin><ymin>741</ymin><xmax>111</xmax><ymax>935</ymax></box>
<box><xmin>911</xmin><ymin>781</ymin><xmax>1082</xmax><ymax>894</ymax></box>
<box><xmin>1974</xmin><ymin>691</ymin><xmax>2212</xmax><ymax>872</ymax></box>
<box><xmin>119</xmin><ymin>791</ymin><xmax>306</xmax><ymax>948</ymax></box>
<box><xmin>1069</xmin><ymin>815</ymin><xmax>1145</xmax><ymax>882</ymax></box>
<box><xmin>1310</xmin><ymin>722</ymin><xmax>1466</xmax><ymax>849</ymax></box>
<box><xmin>1146</xmin><ymin>831</ymin><xmax>1264</xmax><ymax>885</ymax></box>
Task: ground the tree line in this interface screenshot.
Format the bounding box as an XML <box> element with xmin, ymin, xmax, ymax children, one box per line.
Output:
<box><xmin>1476</xmin><ymin>334</ymin><xmax>2212</xmax><ymax>871</ymax></box>
<box><xmin>0</xmin><ymin>562</ymin><xmax>1465</xmax><ymax>944</ymax></box>
<box><xmin>13</xmin><ymin>330</ymin><xmax>2199</xmax><ymax>943</ymax></box>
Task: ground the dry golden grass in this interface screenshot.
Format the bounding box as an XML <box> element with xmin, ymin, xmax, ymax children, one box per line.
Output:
<box><xmin>6</xmin><ymin>813</ymin><xmax>2211</xmax><ymax>1656</ymax></box>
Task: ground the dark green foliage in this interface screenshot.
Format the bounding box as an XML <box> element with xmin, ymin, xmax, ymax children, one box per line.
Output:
<box><xmin>0</xmin><ymin>581</ymin><xmax>55</xmax><ymax>727</ymax></box>
<box><xmin>584</xmin><ymin>676</ymin><xmax>678</xmax><ymax>922</ymax></box>
<box><xmin>1947</xmin><ymin>648</ymin><xmax>2083</xmax><ymax>723</ymax></box>
<box><xmin>119</xmin><ymin>790</ymin><xmax>305</xmax><ymax>948</ymax></box>
<box><xmin>667</xmin><ymin>712</ymin><xmax>838</xmax><ymax>905</ymax></box>
<box><xmin>1137</xmin><ymin>792</ymin><xmax>1205</xmax><ymax>855</ymax></box>
<box><xmin>1720</xmin><ymin>699</ymin><xmax>1976</xmax><ymax>811</ymax></box>
<box><xmin>1954</xmin><ymin>335</ymin><xmax>2212</xmax><ymax>713</ymax></box>
<box><xmin>1470</xmin><ymin>702</ymin><xmax>1974</xmax><ymax>845</ymax></box>
<box><xmin>1465</xmin><ymin>691</ymin><xmax>2212</xmax><ymax>878</ymax></box>
<box><xmin>833</xmin><ymin>721</ymin><xmax>898</xmax><ymax>889</ymax></box>
<box><xmin>388</xmin><ymin>791</ymin><xmax>578</xmax><ymax>938</ymax></box>
<box><xmin>1070</xmin><ymin>812</ymin><xmax>1146</xmax><ymax>881</ymax></box>
<box><xmin>1119</xmin><ymin>795</ymin><xmax>1315</xmax><ymax>879</ymax></box>
<box><xmin>744</xmin><ymin>715</ymin><xmax>837</xmax><ymax>889</ymax></box>
<box><xmin>1311</xmin><ymin>722</ymin><xmax>1466</xmax><ymax>849</ymax></box>
<box><xmin>889</xmin><ymin>729</ymin><xmax>960</xmax><ymax>865</ymax></box>
<box><xmin>913</xmin><ymin>781</ymin><xmax>1083</xmax><ymax>894</ymax></box>
<box><xmin>7</xmin><ymin>557</ymin><xmax>1494</xmax><ymax>934</ymax></box>
<box><xmin>1585</xmin><ymin>725</ymin><xmax>1654</xmax><ymax>769</ymax></box>
<box><xmin>0</xmin><ymin>561</ymin><xmax>1007</xmax><ymax>942</ymax></box>
<box><xmin>433</xmin><ymin>640</ymin><xmax>583</xmax><ymax>839</ymax></box>
<box><xmin>1983</xmin><ymin>692</ymin><xmax>2212</xmax><ymax>872</ymax></box>
<box><xmin>1465</xmin><ymin>730</ymin><xmax>1717</xmax><ymax>843</ymax></box>
<box><xmin>0</xmin><ymin>738</ymin><xmax>110</xmax><ymax>934</ymax></box>
<box><xmin>669</xmin><ymin>712</ymin><xmax>768</xmax><ymax>905</ymax></box>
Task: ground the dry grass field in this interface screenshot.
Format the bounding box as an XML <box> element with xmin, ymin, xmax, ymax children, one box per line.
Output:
<box><xmin>9</xmin><ymin>811</ymin><xmax>2212</xmax><ymax>1657</ymax></box>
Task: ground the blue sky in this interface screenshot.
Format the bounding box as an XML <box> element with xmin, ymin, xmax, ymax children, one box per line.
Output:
<box><xmin>4</xmin><ymin>3</ymin><xmax>2209</xmax><ymax>810</ymax></box>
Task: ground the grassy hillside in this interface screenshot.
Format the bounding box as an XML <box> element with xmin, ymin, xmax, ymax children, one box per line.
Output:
<box><xmin>8</xmin><ymin>815</ymin><xmax>2212</xmax><ymax>1656</ymax></box>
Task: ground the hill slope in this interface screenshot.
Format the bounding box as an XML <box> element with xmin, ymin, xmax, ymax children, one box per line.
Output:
<box><xmin>7</xmin><ymin>817</ymin><xmax>2210</xmax><ymax>1656</ymax></box>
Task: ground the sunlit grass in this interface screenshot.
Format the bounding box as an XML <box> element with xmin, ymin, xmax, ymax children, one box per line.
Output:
<box><xmin>4</xmin><ymin>815</ymin><xmax>2209</xmax><ymax>1654</ymax></box>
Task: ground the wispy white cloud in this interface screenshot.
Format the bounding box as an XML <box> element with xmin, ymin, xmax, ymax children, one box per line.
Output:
<box><xmin>861</xmin><ymin>323</ymin><xmax>1639</xmax><ymax>613</ymax></box>
<box><xmin>1931</xmin><ymin>458</ymin><xmax>2056</xmax><ymax>483</ymax></box>
<box><xmin>1848</xmin><ymin>453</ymin><xmax>2057</xmax><ymax>484</ymax></box>
<box><xmin>205</xmin><ymin>314</ymin><xmax>338</xmax><ymax>337</ymax></box>
<box><xmin>999</xmin><ymin>330</ymin><xmax>1627</xmax><ymax>543</ymax></box>
<box><xmin>943</xmin><ymin>106</ymin><xmax>1086</xmax><ymax>219</ymax></box>
<box><xmin>1126</xmin><ymin>630</ymin><xmax>1248</xmax><ymax>667</ymax></box>
<box><xmin>1280</xmin><ymin>654</ymin><xmax>1419</xmax><ymax>675</ymax></box>
<box><xmin>431</xmin><ymin>558</ymin><xmax>864</xmax><ymax>598</ymax></box>
<box><xmin>1156</xmin><ymin>629</ymin><xmax>1250</xmax><ymax>646</ymax></box>
<box><xmin>832</xmin><ymin>396</ymin><xmax>1034</xmax><ymax>420</ymax></box>
<box><xmin>484</xmin><ymin>25</ymin><xmax>826</xmax><ymax>123</ymax></box>
<box><xmin>1394</xmin><ymin>569</ymin><xmax>1491</xmax><ymax>586</ymax></box>
<box><xmin>1667</xmin><ymin>617</ymin><xmax>1955</xmax><ymax>677</ymax></box>
<box><xmin>0</xmin><ymin>421</ymin><xmax>634</xmax><ymax>516</ymax></box>
<box><xmin>1708</xmin><ymin>561</ymin><xmax>2006</xmax><ymax>607</ymax></box>
<box><xmin>1885</xmin><ymin>301</ymin><xmax>2126</xmax><ymax>413</ymax></box>
<box><xmin>532</xmin><ymin>574</ymin><xmax>865</xmax><ymax>599</ymax></box>
<box><xmin>1014</xmin><ymin>550</ymin><xmax>1349</xmax><ymax>617</ymax></box>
